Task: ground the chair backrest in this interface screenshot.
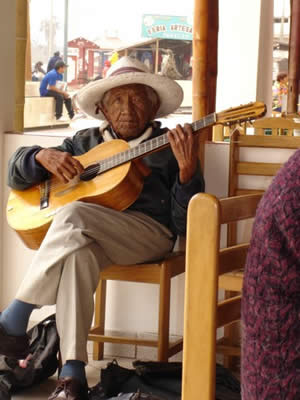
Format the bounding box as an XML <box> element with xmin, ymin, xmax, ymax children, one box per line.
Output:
<box><xmin>228</xmin><ymin>130</ymin><xmax>300</xmax><ymax>245</ymax></box>
<box><xmin>182</xmin><ymin>193</ymin><xmax>262</xmax><ymax>400</ymax></box>
<box><xmin>212</xmin><ymin>116</ymin><xmax>300</xmax><ymax>141</ymax></box>
<box><xmin>252</xmin><ymin>116</ymin><xmax>300</xmax><ymax>136</ymax></box>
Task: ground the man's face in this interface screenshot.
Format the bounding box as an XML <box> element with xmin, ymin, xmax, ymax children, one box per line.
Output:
<box><xmin>100</xmin><ymin>84</ymin><xmax>159</xmax><ymax>140</ymax></box>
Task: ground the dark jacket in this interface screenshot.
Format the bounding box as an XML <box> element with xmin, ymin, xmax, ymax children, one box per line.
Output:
<box><xmin>46</xmin><ymin>55</ymin><xmax>62</xmax><ymax>72</ymax></box>
<box><xmin>7</xmin><ymin>124</ymin><xmax>205</xmax><ymax>236</ymax></box>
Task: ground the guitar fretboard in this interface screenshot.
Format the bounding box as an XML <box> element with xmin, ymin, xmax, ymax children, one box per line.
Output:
<box><xmin>93</xmin><ymin>112</ymin><xmax>216</xmax><ymax>175</ymax></box>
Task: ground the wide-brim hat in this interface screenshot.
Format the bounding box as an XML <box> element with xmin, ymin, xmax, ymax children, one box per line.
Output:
<box><xmin>76</xmin><ymin>56</ymin><xmax>184</xmax><ymax>120</ymax></box>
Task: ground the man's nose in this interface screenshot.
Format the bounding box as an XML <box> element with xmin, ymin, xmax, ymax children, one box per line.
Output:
<box><xmin>120</xmin><ymin>95</ymin><xmax>132</xmax><ymax>112</ymax></box>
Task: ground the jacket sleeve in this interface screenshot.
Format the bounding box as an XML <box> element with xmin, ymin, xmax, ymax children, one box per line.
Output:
<box><xmin>7</xmin><ymin>137</ymin><xmax>76</xmax><ymax>190</ymax></box>
<box><xmin>170</xmin><ymin>162</ymin><xmax>205</xmax><ymax>236</ymax></box>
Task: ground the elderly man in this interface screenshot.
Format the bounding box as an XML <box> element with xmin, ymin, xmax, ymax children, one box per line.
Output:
<box><xmin>0</xmin><ymin>57</ymin><xmax>204</xmax><ymax>399</ymax></box>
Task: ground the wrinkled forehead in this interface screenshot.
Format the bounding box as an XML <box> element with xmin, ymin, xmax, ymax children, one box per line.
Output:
<box><xmin>104</xmin><ymin>83</ymin><xmax>148</xmax><ymax>98</ymax></box>
<box><xmin>101</xmin><ymin>83</ymin><xmax>158</xmax><ymax>103</ymax></box>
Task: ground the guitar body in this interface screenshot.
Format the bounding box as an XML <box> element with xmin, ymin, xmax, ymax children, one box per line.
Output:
<box><xmin>6</xmin><ymin>140</ymin><xmax>146</xmax><ymax>250</ymax></box>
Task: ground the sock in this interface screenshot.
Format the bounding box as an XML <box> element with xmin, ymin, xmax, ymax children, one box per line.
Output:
<box><xmin>0</xmin><ymin>299</ymin><xmax>36</xmax><ymax>336</ymax></box>
<box><xmin>60</xmin><ymin>360</ymin><xmax>87</xmax><ymax>385</ymax></box>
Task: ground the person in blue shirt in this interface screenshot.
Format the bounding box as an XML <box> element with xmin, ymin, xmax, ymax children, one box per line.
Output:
<box><xmin>40</xmin><ymin>60</ymin><xmax>74</xmax><ymax>121</ymax></box>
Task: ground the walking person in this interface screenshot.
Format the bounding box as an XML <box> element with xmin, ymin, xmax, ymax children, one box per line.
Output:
<box><xmin>40</xmin><ymin>60</ymin><xmax>74</xmax><ymax>122</ymax></box>
<box><xmin>47</xmin><ymin>51</ymin><xmax>62</xmax><ymax>73</ymax></box>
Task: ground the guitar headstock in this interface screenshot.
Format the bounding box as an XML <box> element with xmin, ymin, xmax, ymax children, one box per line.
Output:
<box><xmin>216</xmin><ymin>102</ymin><xmax>267</xmax><ymax>125</ymax></box>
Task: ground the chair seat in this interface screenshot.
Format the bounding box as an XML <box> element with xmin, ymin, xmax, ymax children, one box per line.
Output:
<box><xmin>101</xmin><ymin>251</ymin><xmax>185</xmax><ymax>283</ymax></box>
<box><xmin>219</xmin><ymin>269</ymin><xmax>244</xmax><ymax>292</ymax></box>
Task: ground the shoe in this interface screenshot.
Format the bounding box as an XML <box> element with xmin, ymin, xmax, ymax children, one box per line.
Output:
<box><xmin>48</xmin><ymin>377</ymin><xmax>89</xmax><ymax>400</ymax></box>
<box><xmin>56</xmin><ymin>116</ymin><xmax>69</xmax><ymax>122</ymax></box>
<box><xmin>0</xmin><ymin>320</ymin><xmax>29</xmax><ymax>359</ymax></box>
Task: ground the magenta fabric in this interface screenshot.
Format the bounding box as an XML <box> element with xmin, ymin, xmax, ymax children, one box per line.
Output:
<box><xmin>242</xmin><ymin>149</ymin><xmax>300</xmax><ymax>399</ymax></box>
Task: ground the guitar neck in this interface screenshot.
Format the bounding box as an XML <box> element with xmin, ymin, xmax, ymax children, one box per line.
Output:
<box><xmin>97</xmin><ymin>113</ymin><xmax>217</xmax><ymax>174</ymax></box>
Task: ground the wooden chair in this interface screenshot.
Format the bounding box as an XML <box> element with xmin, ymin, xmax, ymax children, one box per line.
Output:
<box><xmin>252</xmin><ymin>116</ymin><xmax>300</xmax><ymax>136</ymax></box>
<box><xmin>182</xmin><ymin>193</ymin><xmax>262</xmax><ymax>400</ymax></box>
<box><xmin>222</xmin><ymin>131</ymin><xmax>300</xmax><ymax>367</ymax></box>
<box><xmin>88</xmin><ymin>251</ymin><xmax>185</xmax><ymax>362</ymax></box>
<box><xmin>228</xmin><ymin>130</ymin><xmax>300</xmax><ymax>242</ymax></box>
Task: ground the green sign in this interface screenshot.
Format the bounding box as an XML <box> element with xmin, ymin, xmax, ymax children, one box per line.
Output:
<box><xmin>142</xmin><ymin>14</ymin><xmax>192</xmax><ymax>41</ymax></box>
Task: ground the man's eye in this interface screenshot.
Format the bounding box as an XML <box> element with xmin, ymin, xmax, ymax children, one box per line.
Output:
<box><xmin>132</xmin><ymin>97</ymin><xmax>142</xmax><ymax>104</ymax></box>
<box><xmin>112</xmin><ymin>97</ymin><xmax>121</xmax><ymax>105</ymax></box>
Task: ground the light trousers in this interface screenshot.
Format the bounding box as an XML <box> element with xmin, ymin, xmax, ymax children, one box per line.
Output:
<box><xmin>16</xmin><ymin>202</ymin><xmax>174</xmax><ymax>364</ymax></box>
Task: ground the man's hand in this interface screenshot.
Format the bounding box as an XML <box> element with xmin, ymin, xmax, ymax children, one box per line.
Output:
<box><xmin>168</xmin><ymin>123</ymin><xmax>199</xmax><ymax>184</ymax></box>
<box><xmin>35</xmin><ymin>149</ymin><xmax>84</xmax><ymax>183</ymax></box>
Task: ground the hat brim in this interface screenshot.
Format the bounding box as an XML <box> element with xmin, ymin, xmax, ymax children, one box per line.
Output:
<box><xmin>76</xmin><ymin>72</ymin><xmax>184</xmax><ymax>120</ymax></box>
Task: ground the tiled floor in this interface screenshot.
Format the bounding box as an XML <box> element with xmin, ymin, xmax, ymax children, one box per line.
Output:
<box><xmin>12</xmin><ymin>357</ymin><xmax>133</xmax><ymax>399</ymax></box>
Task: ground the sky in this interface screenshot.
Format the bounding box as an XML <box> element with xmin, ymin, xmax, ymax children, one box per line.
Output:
<box><xmin>30</xmin><ymin>0</ymin><xmax>194</xmax><ymax>46</ymax></box>
<box><xmin>30</xmin><ymin>0</ymin><xmax>290</xmax><ymax>49</ymax></box>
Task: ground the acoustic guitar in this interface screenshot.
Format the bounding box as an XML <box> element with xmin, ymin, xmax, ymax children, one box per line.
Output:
<box><xmin>7</xmin><ymin>101</ymin><xmax>266</xmax><ymax>250</ymax></box>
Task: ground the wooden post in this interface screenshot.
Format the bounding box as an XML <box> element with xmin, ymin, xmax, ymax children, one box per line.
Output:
<box><xmin>287</xmin><ymin>0</ymin><xmax>300</xmax><ymax>114</ymax></box>
<box><xmin>207</xmin><ymin>0</ymin><xmax>219</xmax><ymax>118</ymax></box>
<box><xmin>155</xmin><ymin>39</ymin><xmax>159</xmax><ymax>74</ymax></box>
<box><xmin>193</xmin><ymin>0</ymin><xmax>218</xmax><ymax>170</ymax></box>
<box><xmin>25</xmin><ymin>0</ymin><xmax>31</xmax><ymax>82</ymax></box>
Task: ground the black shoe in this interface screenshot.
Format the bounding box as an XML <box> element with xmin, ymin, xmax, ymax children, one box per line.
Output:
<box><xmin>48</xmin><ymin>377</ymin><xmax>89</xmax><ymax>400</ymax></box>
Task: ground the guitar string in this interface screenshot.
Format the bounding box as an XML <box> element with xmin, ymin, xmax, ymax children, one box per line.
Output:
<box><xmin>41</xmin><ymin>115</ymin><xmax>216</xmax><ymax>194</ymax></box>
<box><xmin>42</xmin><ymin>109</ymin><xmax>264</xmax><ymax>195</ymax></box>
<box><xmin>41</xmin><ymin>109</ymin><xmax>267</xmax><ymax>195</ymax></box>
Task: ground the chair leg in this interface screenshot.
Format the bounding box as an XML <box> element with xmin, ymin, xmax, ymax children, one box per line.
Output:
<box><xmin>92</xmin><ymin>279</ymin><xmax>107</xmax><ymax>361</ymax></box>
<box><xmin>223</xmin><ymin>290</ymin><xmax>241</xmax><ymax>370</ymax></box>
<box><xmin>157</xmin><ymin>262</ymin><xmax>171</xmax><ymax>362</ymax></box>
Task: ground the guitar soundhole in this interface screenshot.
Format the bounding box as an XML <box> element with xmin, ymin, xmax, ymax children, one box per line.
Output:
<box><xmin>80</xmin><ymin>164</ymin><xmax>100</xmax><ymax>181</ymax></box>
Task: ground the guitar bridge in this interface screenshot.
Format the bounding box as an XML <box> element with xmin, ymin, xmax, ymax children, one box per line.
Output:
<box><xmin>40</xmin><ymin>181</ymin><xmax>50</xmax><ymax>209</ymax></box>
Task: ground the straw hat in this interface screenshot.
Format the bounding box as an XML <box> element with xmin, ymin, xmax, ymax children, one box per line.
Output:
<box><xmin>76</xmin><ymin>56</ymin><xmax>184</xmax><ymax>120</ymax></box>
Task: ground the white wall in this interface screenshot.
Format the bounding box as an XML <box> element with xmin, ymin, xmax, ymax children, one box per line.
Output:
<box><xmin>217</xmin><ymin>0</ymin><xmax>261</xmax><ymax>111</ymax></box>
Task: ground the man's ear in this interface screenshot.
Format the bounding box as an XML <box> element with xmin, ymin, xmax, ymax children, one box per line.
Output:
<box><xmin>98</xmin><ymin>101</ymin><xmax>108</xmax><ymax>119</ymax></box>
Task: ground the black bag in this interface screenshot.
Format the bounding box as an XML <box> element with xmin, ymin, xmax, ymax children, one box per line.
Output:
<box><xmin>89</xmin><ymin>359</ymin><xmax>241</xmax><ymax>400</ymax></box>
<box><xmin>0</xmin><ymin>314</ymin><xmax>60</xmax><ymax>397</ymax></box>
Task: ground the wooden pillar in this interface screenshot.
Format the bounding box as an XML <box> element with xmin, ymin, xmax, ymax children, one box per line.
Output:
<box><xmin>15</xmin><ymin>0</ymin><xmax>28</xmax><ymax>132</ymax></box>
<box><xmin>193</xmin><ymin>0</ymin><xmax>218</xmax><ymax>170</ymax></box>
<box><xmin>155</xmin><ymin>39</ymin><xmax>159</xmax><ymax>74</ymax></box>
<box><xmin>25</xmin><ymin>0</ymin><xmax>31</xmax><ymax>81</ymax></box>
<box><xmin>287</xmin><ymin>0</ymin><xmax>300</xmax><ymax>114</ymax></box>
<box><xmin>256</xmin><ymin>0</ymin><xmax>273</xmax><ymax>116</ymax></box>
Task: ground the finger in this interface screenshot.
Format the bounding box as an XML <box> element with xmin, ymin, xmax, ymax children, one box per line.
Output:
<box><xmin>168</xmin><ymin>130</ymin><xmax>182</xmax><ymax>150</ymax></box>
<box><xmin>184</xmin><ymin>123</ymin><xmax>193</xmax><ymax>135</ymax></box>
<box><xmin>58</xmin><ymin>163</ymin><xmax>78</xmax><ymax>181</ymax></box>
<box><xmin>175</xmin><ymin>124</ymin><xmax>186</xmax><ymax>141</ymax></box>
<box><xmin>55</xmin><ymin>170</ymin><xmax>69</xmax><ymax>184</ymax></box>
<box><xmin>71</xmin><ymin>158</ymin><xmax>84</xmax><ymax>174</ymax></box>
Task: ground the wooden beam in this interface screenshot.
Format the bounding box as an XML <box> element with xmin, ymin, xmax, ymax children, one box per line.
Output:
<box><xmin>287</xmin><ymin>0</ymin><xmax>300</xmax><ymax>114</ymax></box>
<box><xmin>193</xmin><ymin>0</ymin><xmax>218</xmax><ymax>171</ymax></box>
<box><xmin>25</xmin><ymin>0</ymin><xmax>31</xmax><ymax>82</ymax></box>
